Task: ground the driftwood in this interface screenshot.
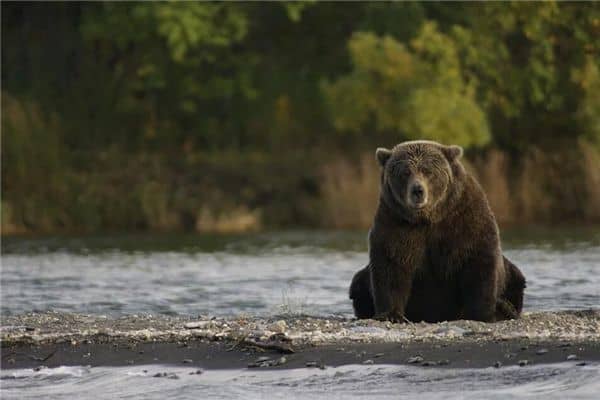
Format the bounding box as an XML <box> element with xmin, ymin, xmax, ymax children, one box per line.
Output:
<box><xmin>227</xmin><ymin>335</ymin><xmax>294</xmax><ymax>354</ymax></box>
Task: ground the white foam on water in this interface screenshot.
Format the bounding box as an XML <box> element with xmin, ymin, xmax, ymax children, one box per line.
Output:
<box><xmin>1</xmin><ymin>363</ymin><xmax>599</xmax><ymax>400</ymax></box>
<box><xmin>1</xmin><ymin>365</ymin><xmax>92</xmax><ymax>380</ymax></box>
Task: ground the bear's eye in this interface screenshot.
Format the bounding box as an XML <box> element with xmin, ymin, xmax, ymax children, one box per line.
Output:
<box><xmin>420</xmin><ymin>166</ymin><xmax>432</xmax><ymax>175</ymax></box>
<box><xmin>401</xmin><ymin>169</ymin><xmax>411</xmax><ymax>178</ymax></box>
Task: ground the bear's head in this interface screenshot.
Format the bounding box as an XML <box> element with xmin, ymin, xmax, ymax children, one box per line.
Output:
<box><xmin>376</xmin><ymin>140</ymin><xmax>465</xmax><ymax>223</ymax></box>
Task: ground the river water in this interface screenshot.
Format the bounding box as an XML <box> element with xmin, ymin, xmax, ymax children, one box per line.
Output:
<box><xmin>1</xmin><ymin>228</ymin><xmax>600</xmax><ymax>399</ymax></box>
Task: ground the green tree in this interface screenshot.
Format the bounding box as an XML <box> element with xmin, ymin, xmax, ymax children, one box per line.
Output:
<box><xmin>323</xmin><ymin>23</ymin><xmax>490</xmax><ymax>148</ymax></box>
<box><xmin>80</xmin><ymin>2</ymin><xmax>254</xmax><ymax>150</ymax></box>
<box><xmin>450</xmin><ymin>2</ymin><xmax>600</xmax><ymax>151</ymax></box>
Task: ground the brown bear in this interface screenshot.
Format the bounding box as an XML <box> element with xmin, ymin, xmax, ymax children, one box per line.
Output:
<box><xmin>349</xmin><ymin>140</ymin><xmax>526</xmax><ymax>323</ymax></box>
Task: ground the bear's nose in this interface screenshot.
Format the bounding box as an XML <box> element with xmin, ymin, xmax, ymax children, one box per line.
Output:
<box><xmin>411</xmin><ymin>183</ymin><xmax>425</xmax><ymax>203</ymax></box>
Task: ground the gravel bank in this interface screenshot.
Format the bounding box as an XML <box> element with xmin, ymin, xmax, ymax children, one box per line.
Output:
<box><xmin>2</xmin><ymin>311</ymin><xmax>599</xmax><ymax>370</ymax></box>
<box><xmin>2</xmin><ymin>310</ymin><xmax>599</xmax><ymax>347</ymax></box>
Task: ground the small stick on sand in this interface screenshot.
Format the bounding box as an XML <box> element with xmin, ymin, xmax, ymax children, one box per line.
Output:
<box><xmin>239</xmin><ymin>339</ymin><xmax>295</xmax><ymax>354</ymax></box>
<box><xmin>226</xmin><ymin>335</ymin><xmax>249</xmax><ymax>352</ymax></box>
<box><xmin>28</xmin><ymin>349</ymin><xmax>56</xmax><ymax>362</ymax></box>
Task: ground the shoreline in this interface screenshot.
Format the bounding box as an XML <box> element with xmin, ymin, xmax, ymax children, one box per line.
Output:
<box><xmin>2</xmin><ymin>339</ymin><xmax>599</xmax><ymax>371</ymax></box>
<box><xmin>2</xmin><ymin>310</ymin><xmax>599</xmax><ymax>370</ymax></box>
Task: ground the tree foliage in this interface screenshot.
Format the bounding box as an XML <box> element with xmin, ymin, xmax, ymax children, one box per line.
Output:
<box><xmin>3</xmin><ymin>1</ymin><xmax>597</xmax><ymax>154</ymax></box>
<box><xmin>323</xmin><ymin>23</ymin><xmax>491</xmax><ymax>148</ymax></box>
<box><xmin>2</xmin><ymin>1</ymin><xmax>599</xmax><ymax>232</ymax></box>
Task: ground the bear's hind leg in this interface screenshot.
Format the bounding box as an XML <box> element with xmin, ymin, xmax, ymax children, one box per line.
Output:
<box><xmin>496</xmin><ymin>256</ymin><xmax>526</xmax><ymax>320</ymax></box>
<box><xmin>349</xmin><ymin>265</ymin><xmax>375</xmax><ymax>319</ymax></box>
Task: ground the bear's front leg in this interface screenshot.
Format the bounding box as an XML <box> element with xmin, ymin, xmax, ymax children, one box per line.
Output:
<box><xmin>369</xmin><ymin>255</ymin><xmax>415</xmax><ymax>323</ymax></box>
<box><xmin>460</xmin><ymin>250</ymin><xmax>500</xmax><ymax>322</ymax></box>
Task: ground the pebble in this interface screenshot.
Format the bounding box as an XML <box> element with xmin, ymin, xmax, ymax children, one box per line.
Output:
<box><xmin>566</xmin><ymin>354</ymin><xmax>579</xmax><ymax>361</ymax></box>
<box><xmin>518</xmin><ymin>360</ymin><xmax>530</xmax><ymax>367</ymax></box>
<box><xmin>374</xmin><ymin>353</ymin><xmax>385</xmax><ymax>358</ymax></box>
<box><xmin>536</xmin><ymin>348</ymin><xmax>549</xmax><ymax>355</ymax></box>
<box><xmin>437</xmin><ymin>359</ymin><xmax>450</xmax><ymax>366</ymax></box>
<box><xmin>421</xmin><ymin>361</ymin><xmax>438</xmax><ymax>367</ymax></box>
<box><xmin>363</xmin><ymin>359</ymin><xmax>374</xmax><ymax>365</ymax></box>
<box><xmin>182</xmin><ymin>359</ymin><xmax>193</xmax><ymax>364</ymax></box>
<box><xmin>493</xmin><ymin>361</ymin><xmax>502</xmax><ymax>368</ymax></box>
<box><xmin>184</xmin><ymin>321</ymin><xmax>209</xmax><ymax>329</ymax></box>
<box><xmin>248</xmin><ymin>356</ymin><xmax>287</xmax><ymax>368</ymax></box>
<box><xmin>188</xmin><ymin>369</ymin><xmax>203</xmax><ymax>375</ymax></box>
<box><xmin>407</xmin><ymin>356</ymin><xmax>424</xmax><ymax>364</ymax></box>
<box><xmin>576</xmin><ymin>362</ymin><xmax>587</xmax><ymax>367</ymax></box>
<box><xmin>268</xmin><ymin>320</ymin><xmax>287</xmax><ymax>333</ymax></box>
<box><xmin>268</xmin><ymin>332</ymin><xmax>289</xmax><ymax>342</ymax></box>
<box><xmin>306</xmin><ymin>360</ymin><xmax>326</xmax><ymax>369</ymax></box>
<box><xmin>251</xmin><ymin>360</ymin><xmax>270</xmax><ymax>368</ymax></box>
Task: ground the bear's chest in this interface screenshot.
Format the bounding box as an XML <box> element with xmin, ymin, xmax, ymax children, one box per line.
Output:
<box><xmin>386</xmin><ymin>228</ymin><xmax>466</xmax><ymax>268</ymax></box>
<box><xmin>424</xmin><ymin>235</ymin><xmax>466</xmax><ymax>269</ymax></box>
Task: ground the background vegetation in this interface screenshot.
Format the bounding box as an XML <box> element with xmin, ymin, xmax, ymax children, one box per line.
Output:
<box><xmin>2</xmin><ymin>2</ymin><xmax>599</xmax><ymax>234</ymax></box>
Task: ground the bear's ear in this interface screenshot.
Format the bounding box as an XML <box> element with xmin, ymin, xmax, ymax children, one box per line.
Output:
<box><xmin>442</xmin><ymin>145</ymin><xmax>463</xmax><ymax>162</ymax></box>
<box><xmin>375</xmin><ymin>148</ymin><xmax>392</xmax><ymax>167</ymax></box>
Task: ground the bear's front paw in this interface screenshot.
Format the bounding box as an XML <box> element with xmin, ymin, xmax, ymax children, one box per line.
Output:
<box><xmin>373</xmin><ymin>311</ymin><xmax>405</xmax><ymax>323</ymax></box>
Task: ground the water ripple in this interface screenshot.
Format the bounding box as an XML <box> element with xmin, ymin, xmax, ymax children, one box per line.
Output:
<box><xmin>1</xmin><ymin>232</ymin><xmax>599</xmax><ymax>317</ymax></box>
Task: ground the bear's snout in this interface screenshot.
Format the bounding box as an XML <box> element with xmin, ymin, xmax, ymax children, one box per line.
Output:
<box><xmin>408</xmin><ymin>180</ymin><xmax>428</xmax><ymax>208</ymax></box>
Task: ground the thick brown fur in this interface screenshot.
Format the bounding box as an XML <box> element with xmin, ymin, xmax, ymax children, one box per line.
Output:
<box><xmin>349</xmin><ymin>141</ymin><xmax>526</xmax><ymax>322</ymax></box>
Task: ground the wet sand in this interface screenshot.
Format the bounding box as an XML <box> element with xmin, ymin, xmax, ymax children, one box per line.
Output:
<box><xmin>3</xmin><ymin>337</ymin><xmax>600</xmax><ymax>371</ymax></box>
<box><xmin>2</xmin><ymin>311</ymin><xmax>599</xmax><ymax>370</ymax></box>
